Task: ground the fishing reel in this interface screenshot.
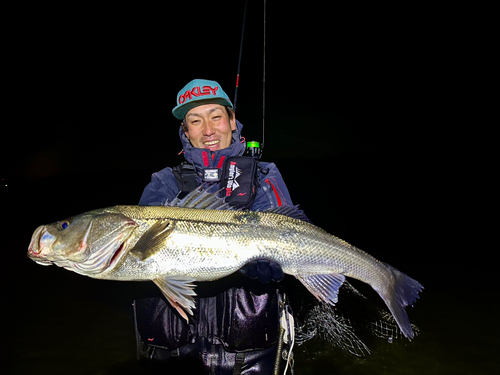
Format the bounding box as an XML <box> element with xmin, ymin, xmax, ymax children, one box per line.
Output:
<box><xmin>243</xmin><ymin>140</ymin><xmax>262</xmax><ymax>159</ymax></box>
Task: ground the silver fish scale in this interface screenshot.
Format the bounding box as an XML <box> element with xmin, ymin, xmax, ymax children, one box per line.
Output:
<box><xmin>98</xmin><ymin>206</ymin><xmax>389</xmax><ymax>291</ymax></box>
<box><xmin>101</xmin><ymin>207</ymin><xmax>288</xmax><ymax>281</ymax></box>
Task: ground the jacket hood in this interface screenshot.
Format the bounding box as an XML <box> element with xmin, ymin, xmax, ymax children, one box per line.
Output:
<box><xmin>178</xmin><ymin>120</ymin><xmax>246</xmax><ymax>171</ymax></box>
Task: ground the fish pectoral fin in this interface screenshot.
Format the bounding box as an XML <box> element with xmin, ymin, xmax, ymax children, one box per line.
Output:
<box><xmin>130</xmin><ymin>220</ymin><xmax>175</xmax><ymax>261</ymax></box>
<box><xmin>296</xmin><ymin>273</ymin><xmax>346</xmax><ymax>304</ymax></box>
<box><xmin>153</xmin><ymin>277</ymin><xmax>197</xmax><ymax>322</ymax></box>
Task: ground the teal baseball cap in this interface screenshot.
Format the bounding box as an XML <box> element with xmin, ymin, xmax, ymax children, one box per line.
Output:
<box><xmin>172</xmin><ymin>79</ymin><xmax>233</xmax><ymax>120</ymax></box>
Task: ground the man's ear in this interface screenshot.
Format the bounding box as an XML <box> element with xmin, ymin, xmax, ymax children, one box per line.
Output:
<box><xmin>230</xmin><ymin>117</ymin><xmax>236</xmax><ymax>131</ymax></box>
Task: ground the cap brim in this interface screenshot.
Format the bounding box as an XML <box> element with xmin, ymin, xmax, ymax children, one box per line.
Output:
<box><xmin>172</xmin><ymin>98</ymin><xmax>233</xmax><ymax>120</ymax></box>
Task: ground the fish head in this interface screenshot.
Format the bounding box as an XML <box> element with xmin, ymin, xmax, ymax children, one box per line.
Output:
<box><xmin>28</xmin><ymin>210</ymin><xmax>138</xmax><ymax>275</ymax></box>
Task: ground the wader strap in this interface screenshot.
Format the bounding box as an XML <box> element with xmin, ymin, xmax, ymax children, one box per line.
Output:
<box><xmin>232</xmin><ymin>352</ymin><xmax>245</xmax><ymax>375</ymax></box>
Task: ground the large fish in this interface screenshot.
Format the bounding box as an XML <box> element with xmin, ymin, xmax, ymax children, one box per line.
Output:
<box><xmin>28</xmin><ymin>187</ymin><xmax>423</xmax><ymax>339</ymax></box>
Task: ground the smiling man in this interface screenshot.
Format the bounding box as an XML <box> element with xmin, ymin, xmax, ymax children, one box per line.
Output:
<box><xmin>182</xmin><ymin>103</ymin><xmax>236</xmax><ymax>151</ymax></box>
<box><xmin>135</xmin><ymin>79</ymin><xmax>296</xmax><ymax>374</ymax></box>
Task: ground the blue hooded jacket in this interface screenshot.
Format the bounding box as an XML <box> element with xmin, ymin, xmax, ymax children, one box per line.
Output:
<box><xmin>139</xmin><ymin>120</ymin><xmax>293</xmax><ymax>210</ymax></box>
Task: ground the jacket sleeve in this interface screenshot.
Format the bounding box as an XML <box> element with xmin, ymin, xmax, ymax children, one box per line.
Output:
<box><xmin>139</xmin><ymin>167</ymin><xmax>180</xmax><ymax>206</ymax></box>
<box><xmin>251</xmin><ymin>163</ymin><xmax>293</xmax><ymax>211</ymax></box>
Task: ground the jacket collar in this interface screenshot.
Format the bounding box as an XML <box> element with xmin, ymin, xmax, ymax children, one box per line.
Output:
<box><xmin>179</xmin><ymin>120</ymin><xmax>246</xmax><ymax>171</ymax></box>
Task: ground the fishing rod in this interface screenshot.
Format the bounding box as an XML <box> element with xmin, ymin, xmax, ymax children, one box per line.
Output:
<box><xmin>262</xmin><ymin>0</ymin><xmax>266</xmax><ymax>152</ymax></box>
<box><xmin>233</xmin><ymin>0</ymin><xmax>247</xmax><ymax>113</ymax></box>
<box><xmin>234</xmin><ymin>0</ymin><xmax>266</xmax><ymax>159</ymax></box>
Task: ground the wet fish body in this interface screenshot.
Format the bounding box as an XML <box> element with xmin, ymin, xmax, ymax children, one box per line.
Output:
<box><xmin>28</xmin><ymin>190</ymin><xmax>423</xmax><ymax>339</ymax></box>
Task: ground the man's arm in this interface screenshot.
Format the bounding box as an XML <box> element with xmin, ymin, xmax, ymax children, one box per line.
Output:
<box><xmin>252</xmin><ymin>162</ymin><xmax>293</xmax><ymax>211</ymax></box>
<box><xmin>139</xmin><ymin>167</ymin><xmax>180</xmax><ymax>206</ymax></box>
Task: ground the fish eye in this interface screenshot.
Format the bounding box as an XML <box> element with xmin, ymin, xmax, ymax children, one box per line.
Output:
<box><xmin>59</xmin><ymin>221</ymin><xmax>70</xmax><ymax>230</ymax></box>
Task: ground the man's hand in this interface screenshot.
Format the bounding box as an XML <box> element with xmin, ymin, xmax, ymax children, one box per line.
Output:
<box><xmin>239</xmin><ymin>260</ymin><xmax>284</xmax><ymax>283</ymax></box>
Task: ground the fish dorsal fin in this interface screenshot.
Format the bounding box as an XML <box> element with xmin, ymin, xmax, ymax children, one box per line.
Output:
<box><xmin>265</xmin><ymin>205</ymin><xmax>311</xmax><ymax>223</ymax></box>
<box><xmin>168</xmin><ymin>185</ymin><xmax>311</xmax><ymax>223</ymax></box>
<box><xmin>130</xmin><ymin>220</ymin><xmax>175</xmax><ymax>261</ymax></box>
<box><xmin>153</xmin><ymin>277</ymin><xmax>197</xmax><ymax>322</ymax></box>
<box><xmin>296</xmin><ymin>273</ymin><xmax>346</xmax><ymax>304</ymax></box>
<box><xmin>168</xmin><ymin>185</ymin><xmax>233</xmax><ymax>210</ymax></box>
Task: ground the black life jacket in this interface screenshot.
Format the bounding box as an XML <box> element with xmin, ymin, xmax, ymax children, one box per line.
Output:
<box><xmin>172</xmin><ymin>156</ymin><xmax>263</xmax><ymax>210</ymax></box>
<box><xmin>171</xmin><ymin>161</ymin><xmax>199</xmax><ymax>196</ymax></box>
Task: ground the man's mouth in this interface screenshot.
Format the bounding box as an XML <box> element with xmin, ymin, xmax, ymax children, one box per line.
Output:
<box><xmin>204</xmin><ymin>140</ymin><xmax>220</xmax><ymax>149</ymax></box>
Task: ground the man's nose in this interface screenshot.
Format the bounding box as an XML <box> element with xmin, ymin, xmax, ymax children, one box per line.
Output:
<box><xmin>202</xmin><ymin>122</ymin><xmax>215</xmax><ymax>136</ymax></box>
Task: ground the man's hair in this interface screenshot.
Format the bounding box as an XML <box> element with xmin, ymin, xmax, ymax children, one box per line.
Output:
<box><xmin>181</xmin><ymin>106</ymin><xmax>234</xmax><ymax>132</ymax></box>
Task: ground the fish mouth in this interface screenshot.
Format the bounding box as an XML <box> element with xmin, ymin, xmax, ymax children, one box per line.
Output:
<box><xmin>28</xmin><ymin>226</ymin><xmax>44</xmax><ymax>256</ymax></box>
<box><xmin>27</xmin><ymin>226</ymin><xmax>54</xmax><ymax>265</ymax></box>
<box><xmin>32</xmin><ymin>259</ymin><xmax>54</xmax><ymax>266</ymax></box>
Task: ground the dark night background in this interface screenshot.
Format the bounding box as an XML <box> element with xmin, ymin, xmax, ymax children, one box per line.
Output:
<box><xmin>2</xmin><ymin>1</ymin><xmax>496</xmax><ymax>374</ymax></box>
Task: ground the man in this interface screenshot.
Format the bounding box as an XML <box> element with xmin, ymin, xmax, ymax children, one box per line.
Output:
<box><xmin>134</xmin><ymin>79</ymin><xmax>294</xmax><ymax>374</ymax></box>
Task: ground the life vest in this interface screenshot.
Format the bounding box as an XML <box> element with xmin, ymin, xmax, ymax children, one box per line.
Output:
<box><xmin>172</xmin><ymin>155</ymin><xmax>264</xmax><ymax>210</ymax></box>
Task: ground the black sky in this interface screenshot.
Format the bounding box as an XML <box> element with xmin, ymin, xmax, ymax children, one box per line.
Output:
<box><xmin>3</xmin><ymin>1</ymin><xmax>488</xmax><ymax>181</ymax></box>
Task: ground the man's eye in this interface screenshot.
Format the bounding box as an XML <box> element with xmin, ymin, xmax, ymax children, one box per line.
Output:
<box><xmin>212</xmin><ymin>116</ymin><xmax>221</xmax><ymax>121</ymax></box>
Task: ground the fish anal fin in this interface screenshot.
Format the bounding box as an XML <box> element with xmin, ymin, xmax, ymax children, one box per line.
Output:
<box><xmin>166</xmin><ymin>300</ymin><xmax>189</xmax><ymax>322</ymax></box>
<box><xmin>131</xmin><ymin>220</ymin><xmax>174</xmax><ymax>261</ymax></box>
<box><xmin>153</xmin><ymin>277</ymin><xmax>197</xmax><ymax>322</ymax></box>
<box><xmin>296</xmin><ymin>273</ymin><xmax>346</xmax><ymax>304</ymax></box>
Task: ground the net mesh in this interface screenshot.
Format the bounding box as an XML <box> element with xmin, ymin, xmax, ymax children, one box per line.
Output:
<box><xmin>293</xmin><ymin>281</ymin><xmax>419</xmax><ymax>357</ymax></box>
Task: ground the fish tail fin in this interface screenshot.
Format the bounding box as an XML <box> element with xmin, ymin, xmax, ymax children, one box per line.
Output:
<box><xmin>378</xmin><ymin>263</ymin><xmax>424</xmax><ymax>340</ymax></box>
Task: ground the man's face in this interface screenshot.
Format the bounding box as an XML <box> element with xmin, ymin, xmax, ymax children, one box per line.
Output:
<box><xmin>184</xmin><ymin>104</ymin><xmax>236</xmax><ymax>151</ymax></box>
